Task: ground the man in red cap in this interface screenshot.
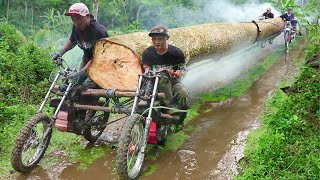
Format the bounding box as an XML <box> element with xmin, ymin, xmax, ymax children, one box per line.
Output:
<box><xmin>51</xmin><ymin>2</ymin><xmax>108</xmax><ymax>81</ymax></box>
<box><xmin>142</xmin><ymin>25</ymin><xmax>190</xmax><ymax>122</ymax></box>
<box><xmin>51</xmin><ymin>3</ymin><xmax>108</xmax><ymax>122</ymax></box>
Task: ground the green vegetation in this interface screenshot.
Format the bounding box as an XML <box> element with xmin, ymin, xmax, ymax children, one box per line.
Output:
<box><xmin>236</xmin><ymin>65</ymin><xmax>319</xmax><ymax>179</ymax></box>
<box><xmin>235</xmin><ymin>1</ymin><xmax>320</xmax><ymax>178</ymax></box>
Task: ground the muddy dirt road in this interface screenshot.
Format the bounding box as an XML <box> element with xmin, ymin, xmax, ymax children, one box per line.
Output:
<box><xmin>14</xmin><ymin>39</ymin><xmax>304</xmax><ymax>180</ymax></box>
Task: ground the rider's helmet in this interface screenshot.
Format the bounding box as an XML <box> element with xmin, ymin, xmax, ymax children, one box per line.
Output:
<box><xmin>267</xmin><ymin>7</ymin><xmax>271</xmax><ymax>11</ymax></box>
<box><xmin>65</xmin><ymin>3</ymin><xmax>89</xmax><ymax>16</ymax></box>
<box><xmin>148</xmin><ymin>25</ymin><xmax>169</xmax><ymax>37</ymax></box>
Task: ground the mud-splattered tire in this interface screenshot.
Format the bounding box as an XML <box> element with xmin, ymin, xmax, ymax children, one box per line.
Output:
<box><xmin>116</xmin><ymin>114</ymin><xmax>145</xmax><ymax>180</ymax></box>
<box><xmin>284</xmin><ymin>32</ymin><xmax>290</xmax><ymax>52</ymax></box>
<box><xmin>83</xmin><ymin>111</ymin><xmax>109</xmax><ymax>143</ymax></box>
<box><xmin>11</xmin><ymin>113</ymin><xmax>52</xmax><ymax>173</ymax></box>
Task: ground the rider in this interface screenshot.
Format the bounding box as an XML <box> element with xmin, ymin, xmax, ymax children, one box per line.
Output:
<box><xmin>261</xmin><ymin>7</ymin><xmax>274</xmax><ymax>19</ymax></box>
<box><xmin>142</xmin><ymin>25</ymin><xmax>190</xmax><ymax>114</ymax></box>
<box><xmin>51</xmin><ymin>2</ymin><xmax>108</xmax><ymax>83</ymax></box>
<box><xmin>280</xmin><ymin>7</ymin><xmax>298</xmax><ymax>31</ymax></box>
<box><xmin>51</xmin><ymin>3</ymin><xmax>109</xmax><ymax>121</ymax></box>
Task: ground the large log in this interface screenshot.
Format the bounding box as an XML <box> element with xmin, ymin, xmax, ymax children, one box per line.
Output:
<box><xmin>88</xmin><ymin>18</ymin><xmax>285</xmax><ymax>90</ymax></box>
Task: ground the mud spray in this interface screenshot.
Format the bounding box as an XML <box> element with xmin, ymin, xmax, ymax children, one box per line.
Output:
<box><xmin>171</xmin><ymin>0</ymin><xmax>281</xmax><ymax>26</ymax></box>
<box><xmin>174</xmin><ymin>0</ymin><xmax>284</xmax><ymax>95</ymax></box>
<box><xmin>182</xmin><ymin>36</ymin><xmax>283</xmax><ymax>96</ymax></box>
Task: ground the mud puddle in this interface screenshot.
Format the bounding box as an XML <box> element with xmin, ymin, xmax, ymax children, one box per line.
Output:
<box><xmin>14</xmin><ymin>39</ymin><xmax>304</xmax><ymax>180</ymax></box>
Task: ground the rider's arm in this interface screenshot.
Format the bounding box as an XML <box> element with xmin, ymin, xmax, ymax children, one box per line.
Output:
<box><xmin>280</xmin><ymin>13</ymin><xmax>286</xmax><ymax>20</ymax></box>
<box><xmin>81</xmin><ymin>60</ymin><xmax>91</xmax><ymax>72</ymax></box>
<box><xmin>59</xmin><ymin>40</ymin><xmax>75</xmax><ymax>56</ymax></box>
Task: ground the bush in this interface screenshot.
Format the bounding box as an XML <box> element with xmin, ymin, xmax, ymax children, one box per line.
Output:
<box><xmin>237</xmin><ymin>65</ymin><xmax>320</xmax><ymax>179</ymax></box>
<box><xmin>0</xmin><ymin>21</ymin><xmax>55</xmax><ymax>106</ymax></box>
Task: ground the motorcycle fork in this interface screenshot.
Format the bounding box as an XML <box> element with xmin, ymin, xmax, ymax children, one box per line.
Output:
<box><xmin>141</xmin><ymin>76</ymin><xmax>159</xmax><ymax>153</ymax></box>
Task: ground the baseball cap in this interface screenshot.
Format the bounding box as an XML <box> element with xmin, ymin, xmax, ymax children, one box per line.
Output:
<box><xmin>65</xmin><ymin>3</ymin><xmax>89</xmax><ymax>16</ymax></box>
<box><xmin>148</xmin><ymin>25</ymin><xmax>169</xmax><ymax>37</ymax></box>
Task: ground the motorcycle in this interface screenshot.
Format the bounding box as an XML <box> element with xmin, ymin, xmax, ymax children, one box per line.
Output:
<box><xmin>11</xmin><ymin>57</ymin><xmax>111</xmax><ymax>173</ymax></box>
<box><xmin>284</xmin><ymin>20</ymin><xmax>296</xmax><ymax>52</ymax></box>
<box><xmin>116</xmin><ymin>66</ymin><xmax>187</xmax><ymax>179</ymax></box>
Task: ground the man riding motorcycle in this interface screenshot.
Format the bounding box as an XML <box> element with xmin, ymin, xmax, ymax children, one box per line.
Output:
<box><xmin>142</xmin><ymin>25</ymin><xmax>190</xmax><ymax>120</ymax></box>
<box><xmin>260</xmin><ymin>7</ymin><xmax>274</xmax><ymax>20</ymax></box>
<box><xmin>280</xmin><ymin>7</ymin><xmax>298</xmax><ymax>31</ymax></box>
<box><xmin>51</xmin><ymin>3</ymin><xmax>109</xmax><ymax>121</ymax></box>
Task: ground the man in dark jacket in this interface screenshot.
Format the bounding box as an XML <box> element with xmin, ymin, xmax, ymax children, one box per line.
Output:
<box><xmin>280</xmin><ymin>7</ymin><xmax>298</xmax><ymax>31</ymax></box>
<box><xmin>142</xmin><ymin>25</ymin><xmax>190</xmax><ymax>112</ymax></box>
<box><xmin>261</xmin><ymin>7</ymin><xmax>274</xmax><ymax>19</ymax></box>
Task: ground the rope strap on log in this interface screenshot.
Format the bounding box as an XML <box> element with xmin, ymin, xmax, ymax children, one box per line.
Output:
<box><xmin>252</xmin><ymin>20</ymin><xmax>262</xmax><ymax>42</ymax></box>
<box><xmin>106</xmin><ymin>89</ymin><xmax>116</xmax><ymax>98</ymax></box>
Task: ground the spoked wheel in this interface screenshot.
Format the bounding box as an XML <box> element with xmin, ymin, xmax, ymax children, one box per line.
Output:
<box><xmin>284</xmin><ymin>32</ymin><xmax>290</xmax><ymax>53</ymax></box>
<box><xmin>83</xmin><ymin>110</ymin><xmax>110</xmax><ymax>143</ymax></box>
<box><xmin>11</xmin><ymin>114</ymin><xmax>52</xmax><ymax>173</ymax></box>
<box><xmin>117</xmin><ymin>114</ymin><xmax>145</xmax><ymax>180</ymax></box>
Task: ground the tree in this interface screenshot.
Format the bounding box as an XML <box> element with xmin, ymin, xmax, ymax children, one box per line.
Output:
<box><xmin>92</xmin><ymin>0</ymin><xmax>99</xmax><ymax>21</ymax></box>
<box><xmin>6</xmin><ymin>0</ymin><xmax>9</xmax><ymax>22</ymax></box>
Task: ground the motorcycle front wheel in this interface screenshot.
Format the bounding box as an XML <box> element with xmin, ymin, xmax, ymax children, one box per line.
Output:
<box><xmin>11</xmin><ymin>113</ymin><xmax>52</xmax><ymax>173</ymax></box>
<box><xmin>116</xmin><ymin>114</ymin><xmax>145</xmax><ymax>180</ymax></box>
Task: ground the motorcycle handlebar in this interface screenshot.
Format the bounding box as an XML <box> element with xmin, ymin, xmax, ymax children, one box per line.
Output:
<box><xmin>141</xmin><ymin>68</ymin><xmax>174</xmax><ymax>79</ymax></box>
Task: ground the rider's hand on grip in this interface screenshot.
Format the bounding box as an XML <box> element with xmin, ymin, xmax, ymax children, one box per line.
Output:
<box><xmin>51</xmin><ymin>51</ymin><xmax>62</xmax><ymax>65</ymax></box>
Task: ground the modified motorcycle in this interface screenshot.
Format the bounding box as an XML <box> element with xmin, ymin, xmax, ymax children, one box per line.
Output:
<box><xmin>116</xmin><ymin>67</ymin><xmax>187</xmax><ymax>179</ymax></box>
<box><xmin>11</xmin><ymin>57</ymin><xmax>113</xmax><ymax>173</ymax></box>
<box><xmin>284</xmin><ymin>20</ymin><xmax>296</xmax><ymax>52</ymax></box>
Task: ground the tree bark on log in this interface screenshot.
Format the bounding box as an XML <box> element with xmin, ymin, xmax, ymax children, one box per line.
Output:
<box><xmin>88</xmin><ymin>18</ymin><xmax>285</xmax><ymax>90</ymax></box>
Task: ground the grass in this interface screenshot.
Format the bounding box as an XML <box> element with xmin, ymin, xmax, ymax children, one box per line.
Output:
<box><xmin>235</xmin><ymin>64</ymin><xmax>319</xmax><ymax>179</ymax></box>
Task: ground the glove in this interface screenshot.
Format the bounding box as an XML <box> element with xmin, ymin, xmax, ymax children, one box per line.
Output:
<box><xmin>51</xmin><ymin>51</ymin><xmax>62</xmax><ymax>65</ymax></box>
<box><xmin>68</xmin><ymin>70</ymin><xmax>88</xmax><ymax>85</ymax></box>
<box><xmin>58</xmin><ymin>83</ymin><xmax>68</xmax><ymax>92</ymax></box>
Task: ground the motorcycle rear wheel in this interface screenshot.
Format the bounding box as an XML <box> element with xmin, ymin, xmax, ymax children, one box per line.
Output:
<box><xmin>83</xmin><ymin>110</ymin><xmax>110</xmax><ymax>143</ymax></box>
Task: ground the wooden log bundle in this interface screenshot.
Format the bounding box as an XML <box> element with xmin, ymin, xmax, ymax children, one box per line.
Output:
<box><xmin>88</xmin><ymin>17</ymin><xmax>285</xmax><ymax>90</ymax></box>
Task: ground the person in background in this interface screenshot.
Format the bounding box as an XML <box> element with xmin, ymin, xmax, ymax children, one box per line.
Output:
<box><xmin>261</xmin><ymin>7</ymin><xmax>274</xmax><ymax>19</ymax></box>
